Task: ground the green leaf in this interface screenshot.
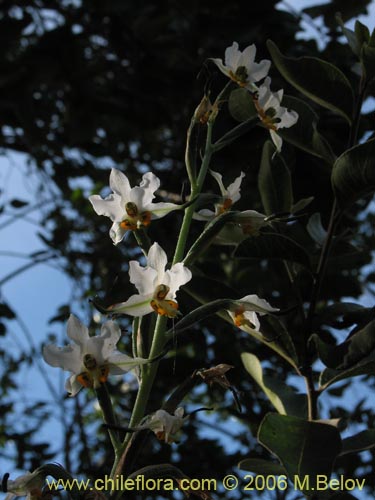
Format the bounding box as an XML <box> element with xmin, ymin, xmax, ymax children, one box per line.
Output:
<box><xmin>331</xmin><ymin>138</ymin><xmax>375</xmax><ymax>209</ymax></box>
<box><xmin>241</xmin><ymin>353</ymin><xmax>306</xmax><ymax>417</ymax></box>
<box><xmin>228</xmin><ymin>88</ymin><xmax>257</xmax><ymax>122</ymax></box>
<box><xmin>213</xmin><ymin>116</ymin><xmax>259</xmax><ymax>152</ymax></box>
<box><xmin>279</xmin><ymin>96</ymin><xmax>336</xmax><ymax>164</ymax></box>
<box><xmin>291</xmin><ymin>196</ymin><xmax>314</xmax><ymax>214</ymax></box>
<box><xmin>340</xmin><ymin>429</ymin><xmax>375</xmax><ymax>456</ymax></box>
<box><xmin>355</xmin><ymin>19</ymin><xmax>370</xmax><ymax>47</ymax></box>
<box><xmin>258</xmin><ymin>141</ymin><xmax>293</xmax><ymax>215</ymax></box>
<box><xmin>235</xmin><ymin>232</ymin><xmax>311</xmax><ymax>269</ymax></box>
<box><xmin>361</xmin><ymin>43</ymin><xmax>375</xmax><ymax>82</ymax></box>
<box><xmin>258</xmin><ymin>414</ymin><xmax>342</xmax><ymax>491</ymax></box>
<box><xmin>238</xmin><ymin>458</ymin><xmax>286</xmax><ymax>475</ymax></box>
<box><xmin>267</xmin><ymin>40</ymin><xmax>354</xmax><ymax>124</ymax></box>
<box><xmin>336</xmin><ymin>14</ymin><xmax>361</xmax><ymax>57</ymax></box>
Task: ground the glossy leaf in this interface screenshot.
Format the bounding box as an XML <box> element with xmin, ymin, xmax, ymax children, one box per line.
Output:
<box><xmin>279</xmin><ymin>96</ymin><xmax>335</xmax><ymax>164</ymax></box>
<box><xmin>340</xmin><ymin>429</ymin><xmax>375</xmax><ymax>456</ymax></box>
<box><xmin>258</xmin><ymin>413</ymin><xmax>342</xmax><ymax>490</ymax></box>
<box><xmin>331</xmin><ymin>138</ymin><xmax>375</xmax><ymax>209</ymax></box>
<box><xmin>267</xmin><ymin>40</ymin><xmax>354</xmax><ymax>123</ymax></box>
<box><xmin>238</xmin><ymin>458</ymin><xmax>286</xmax><ymax>475</ymax></box>
<box><xmin>235</xmin><ymin>231</ymin><xmax>311</xmax><ymax>269</ymax></box>
<box><xmin>228</xmin><ymin>88</ymin><xmax>257</xmax><ymax>122</ymax></box>
<box><xmin>258</xmin><ymin>141</ymin><xmax>293</xmax><ymax>215</ymax></box>
<box><xmin>241</xmin><ymin>353</ymin><xmax>306</xmax><ymax>417</ymax></box>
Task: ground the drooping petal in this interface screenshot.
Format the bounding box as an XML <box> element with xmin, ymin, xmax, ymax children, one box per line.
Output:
<box><xmin>211</xmin><ymin>58</ymin><xmax>230</xmax><ymax>77</ymax></box>
<box><xmin>109</xmin><ymin>168</ymin><xmax>131</xmax><ymax>199</ymax></box>
<box><xmin>108</xmin><ymin>293</ymin><xmax>153</xmax><ymax>317</ymax></box>
<box><xmin>129</xmin><ymin>260</ymin><xmax>158</xmax><ymax>295</ymax></box>
<box><xmin>193</xmin><ymin>208</ymin><xmax>216</xmax><ymax>221</ymax></box>
<box><xmin>109</xmin><ymin>221</ymin><xmax>127</xmax><ymax>245</ymax></box>
<box><xmin>65</xmin><ymin>373</ymin><xmax>83</xmax><ymax>396</ymax></box>
<box><xmin>243</xmin><ymin>310</ymin><xmax>261</xmax><ymax>331</ymax></box>
<box><xmin>164</xmin><ymin>262</ymin><xmax>192</xmax><ymax>298</ymax></box>
<box><xmin>270</xmin><ymin>130</ymin><xmax>283</xmax><ymax>152</ymax></box>
<box><xmin>67</xmin><ymin>314</ymin><xmax>89</xmax><ymax>346</ymax></box>
<box><xmin>89</xmin><ymin>193</ymin><xmax>123</xmax><ymax>222</ymax></box>
<box><xmin>239</xmin><ymin>294</ymin><xmax>279</xmax><ymax>315</ymax></box>
<box><xmin>147</xmin><ymin>242</ymin><xmax>168</xmax><ymax>281</ymax></box>
<box><xmin>43</xmin><ymin>344</ymin><xmax>82</xmax><ymax>373</ymax></box>
<box><xmin>108</xmin><ymin>352</ymin><xmax>149</xmax><ymax>374</ymax></box>
<box><xmin>148</xmin><ymin>202</ymin><xmax>180</xmax><ymax>219</ymax></box>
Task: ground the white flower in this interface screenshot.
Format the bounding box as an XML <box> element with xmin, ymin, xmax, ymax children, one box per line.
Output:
<box><xmin>212</xmin><ymin>42</ymin><xmax>271</xmax><ymax>90</ymax></box>
<box><xmin>89</xmin><ymin>169</ymin><xmax>180</xmax><ymax>244</ymax></box>
<box><xmin>137</xmin><ymin>407</ymin><xmax>186</xmax><ymax>443</ymax></box>
<box><xmin>4</xmin><ymin>471</ymin><xmax>45</xmax><ymax>500</ymax></box>
<box><xmin>255</xmin><ymin>77</ymin><xmax>298</xmax><ymax>152</ymax></box>
<box><xmin>194</xmin><ymin>170</ymin><xmax>245</xmax><ymax>221</ymax></box>
<box><xmin>43</xmin><ymin>315</ymin><xmax>147</xmax><ymax>396</ymax></box>
<box><xmin>227</xmin><ymin>294</ymin><xmax>279</xmax><ymax>331</ymax></box>
<box><xmin>108</xmin><ymin>243</ymin><xmax>192</xmax><ymax>318</ymax></box>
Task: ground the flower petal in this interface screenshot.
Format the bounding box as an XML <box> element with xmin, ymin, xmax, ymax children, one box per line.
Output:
<box><xmin>139</xmin><ymin>172</ymin><xmax>160</xmax><ymax>205</ymax></box>
<box><xmin>67</xmin><ymin>314</ymin><xmax>89</xmax><ymax>346</ymax></box>
<box><xmin>129</xmin><ymin>260</ymin><xmax>158</xmax><ymax>295</ymax></box>
<box><xmin>43</xmin><ymin>344</ymin><xmax>82</xmax><ymax>373</ymax></box>
<box><xmin>89</xmin><ymin>193</ymin><xmax>123</xmax><ymax>221</ymax></box>
<box><xmin>147</xmin><ymin>242</ymin><xmax>168</xmax><ymax>281</ymax></box>
<box><xmin>193</xmin><ymin>209</ymin><xmax>216</xmax><ymax>221</ymax></box>
<box><xmin>108</xmin><ymin>293</ymin><xmax>153</xmax><ymax>317</ymax></box>
<box><xmin>109</xmin><ymin>221</ymin><xmax>127</xmax><ymax>245</ymax></box>
<box><xmin>65</xmin><ymin>374</ymin><xmax>82</xmax><ymax>396</ymax></box>
<box><xmin>108</xmin><ymin>352</ymin><xmax>148</xmax><ymax>374</ymax></box>
<box><xmin>225</xmin><ymin>41</ymin><xmax>241</xmax><ymax>70</ymax></box>
<box><xmin>270</xmin><ymin>129</ymin><xmax>283</xmax><ymax>152</ymax></box>
<box><xmin>148</xmin><ymin>202</ymin><xmax>180</xmax><ymax>218</ymax></box>
<box><xmin>209</xmin><ymin>170</ymin><xmax>226</xmax><ymax>196</ymax></box>
<box><xmin>165</xmin><ymin>262</ymin><xmax>192</xmax><ymax>298</ymax></box>
<box><xmin>109</xmin><ymin>168</ymin><xmax>131</xmax><ymax>199</ymax></box>
<box><xmin>239</xmin><ymin>294</ymin><xmax>279</xmax><ymax>315</ymax></box>
<box><xmin>226</xmin><ymin>171</ymin><xmax>245</xmax><ymax>203</ymax></box>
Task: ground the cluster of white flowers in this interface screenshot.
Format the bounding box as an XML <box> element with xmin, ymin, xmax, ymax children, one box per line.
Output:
<box><xmin>213</xmin><ymin>41</ymin><xmax>298</xmax><ymax>151</ymax></box>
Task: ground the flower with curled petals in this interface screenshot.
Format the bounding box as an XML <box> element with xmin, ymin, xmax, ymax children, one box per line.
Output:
<box><xmin>254</xmin><ymin>77</ymin><xmax>298</xmax><ymax>152</ymax></box>
<box><xmin>89</xmin><ymin>169</ymin><xmax>180</xmax><ymax>245</ymax></box>
<box><xmin>194</xmin><ymin>169</ymin><xmax>245</xmax><ymax>221</ymax></box>
<box><xmin>108</xmin><ymin>242</ymin><xmax>192</xmax><ymax>318</ymax></box>
<box><xmin>136</xmin><ymin>407</ymin><xmax>186</xmax><ymax>443</ymax></box>
<box><xmin>227</xmin><ymin>294</ymin><xmax>279</xmax><ymax>332</ymax></box>
<box><xmin>43</xmin><ymin>315</ymin><xmax>147</xmax><ymax>396</ymax></box>
<box><xmin>212</xmin><ymin>41</ymin><xmax>271</xmax><ymax>91</ymax></box>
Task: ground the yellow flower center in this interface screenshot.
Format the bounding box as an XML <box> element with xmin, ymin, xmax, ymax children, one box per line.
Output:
<box><xmin>229</xmin><ymin>66</ymin><xmax>248</xmax><ymax>87</ymax></box>
<box><xmin>216</xmin><ymin>198</ymin><xmax>233</xmax><ymax>215</ymax></box>
<box><xmin>150</xmin><ymin>284</ymin><xmax>179</xmax><ymax>318</ymax></box>
<box><xmin>120</xmin><ymin>202</ymin><xmax>152</xmax><ymax>231</ymax></box>
<box><xmin>233</xmin><ymin>307</ymin><xmax>255</xmax><ymax>329</ymax></box>
<box><xmin>253</xmin><ymin>96</ymin><xmax>279</xmax><ymax>131</ymax></box>
<box><xmin>76</xmin><ymin>354</ymin><xmax>110</xmax><ymax>389</ymax></box>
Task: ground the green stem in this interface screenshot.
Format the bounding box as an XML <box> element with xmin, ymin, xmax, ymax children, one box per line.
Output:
<box><xmin>95</xmin><ymin>385</ymin><xmax>120</xmax><ymax>452</ymax></box>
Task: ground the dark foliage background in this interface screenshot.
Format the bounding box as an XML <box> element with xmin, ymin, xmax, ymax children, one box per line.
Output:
<box><xmin>1</xmin><ymin>1</ymin><xmax>375</xmax><ymax>498</ymax></box>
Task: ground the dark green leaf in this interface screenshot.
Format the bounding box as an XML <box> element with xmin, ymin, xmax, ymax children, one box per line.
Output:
<box><xmin>258</xmin><ymin>141</ymin><xmax>293</xmax><ymax>215</ymax></box>
<box><xmin>241</xmin><ymin>353</ymin><xmax>307</xmax><ymax>417</ymax></box>
<box><xmin>228</xmin><ymin>88</ymin><xmax>257</xmax><ymax>122</ymax></box>
<box><xmin>361</xmin><ymin>43</ymin><xmax>375</xmax><ymax>82</ymax></box>
<box><xmin>279</xmin><ymin>96</ymin><xmax>335</xmax><ymax>164</ymax></box>
<box><xmin>336</xmin><ymin>14</ymin><xmax>360</xmax><ymax>57</ymax></box>
<box><xmin>340</xmin><ymin>429</ymin><xmax>375</xmax><ymax>456</ymax></box>
<box><xmin>267</xmin><ymin>40</ymin><xmax>354</xmax><ymax>123</ymax></box>
<box><xmin>306</xmin><ymin>213</ymin><xmax>327</xmax><ymax>246</ymax></box>
<box><xmin>331</xmin><ymin>138</ymin><xmax>375</xmax><ymax>209</ymax></box>
<box><xmin>238</xmin><ymin>458</ymin><xmax>286</xmax><ymax>475</ymax></box>
<box><xmin>258</xmin><ymin>414</ymin><xmax>341</xmax><ymax>491</ymax></box>
<box><xmin>235</xmin><ymin>232</ymin><xmax>311</xmax><ymax>269</ymax></box>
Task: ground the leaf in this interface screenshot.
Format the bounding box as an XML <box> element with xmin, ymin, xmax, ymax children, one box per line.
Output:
<box><xmin>228</xmin><ymin>88</ymin><xmax>257</xmax><ymax>122</ymax></box>
<box><xmin>336</xmin><ymin>14</ymin><xmax>361</xmax><ymax>57</ymax></box>
<box><xmin>267</xmin><ymin>40</ymin><xmax>354</xmax><ymax>123</ymax></box>
<box><xmin>235</xmin><ymin>232</ymin><xmax>311</xmax><ymax>269</ymax></box>
<box><xmin>238</xmin><ymin>458</ymin><xmax>286</xmax><ymax>475</ymax></box>
<box><xmin>291</xmin><ymin>196</ymin><xmax>314</xmax><ymax>214</ymax></box>
<box><xmin>361</xmin><ymin>43</ymin><xmax>375</xmax><ymax>82</ymax></box>
<box><xmin>258</xmin><ymin>413</ymin><xmax>342</xmax><ymax>491</ymax></box>
<box><xmin>241</xmin><ymin>353</ymin><xmax>306</xmax><ymax>417</ymax></box>
<box><xmin>214</xmin><ymin>116</ymin><xmax>259</xmax><ymax>151</ymax></box>
<box><xmin>331</xmin><ymin>138</ymin><xmax>375</xmax><ymax>209</ymax></box>
<box><xmin>340</xmin><ymin>429</ymin><xmax>375</xmax><ymax>456</ymax></box>
<box><xmin>258</xmin><ymin>141</ymin><xmax>293</xmax><ymax>215</ymax></box>
<box><xmin>279</xmin><ymin>96</ymin><xmax>336</xmax><ymax>164</ymax></box>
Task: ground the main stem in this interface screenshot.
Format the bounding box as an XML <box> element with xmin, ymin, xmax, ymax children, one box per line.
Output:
<box><xmin>110</xmin><ymin>112</ymin><xmax>216</xmax><ymax>480</ymax></box>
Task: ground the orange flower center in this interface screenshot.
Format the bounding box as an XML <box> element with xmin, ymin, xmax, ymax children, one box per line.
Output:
<box><xmin>120</xmin><ymin>202</ymin><xmax>152</xmax><ymax>231</ymax></box>
<box><xmin>76</xmin><ymin>354</ymin><xmax>110</xmax><ymax>388</ymax></box>
<box><xmin>150</xmin><ymin>284</ymin><xmax>179</xmax><ymax>318</ymax></box>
